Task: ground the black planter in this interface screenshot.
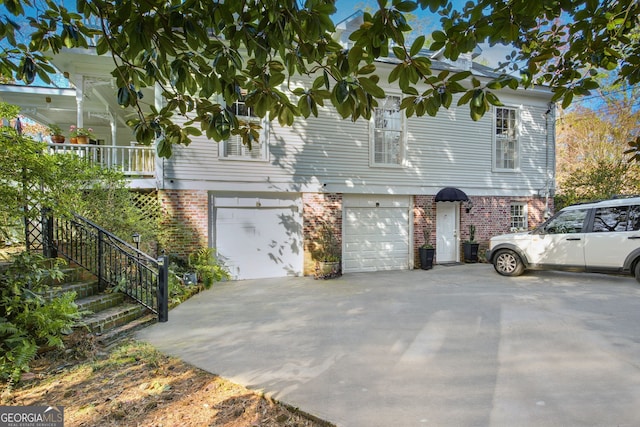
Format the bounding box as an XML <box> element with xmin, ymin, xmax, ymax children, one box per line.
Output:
<box><xmin>419</xmin><ymin>247</ymin><xmax>435</xmax><ymax>270</ymax></box>
<box><xmin>463</xmin><ymin>242</ymin><xmax>480</xmax><ymax>263</ymax></box>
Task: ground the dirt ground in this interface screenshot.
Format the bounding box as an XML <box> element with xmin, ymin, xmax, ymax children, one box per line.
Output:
<box><xmin>1</xmin><ymin>333</ymin><xmax>332</xmax><ymax>427</ymax></box>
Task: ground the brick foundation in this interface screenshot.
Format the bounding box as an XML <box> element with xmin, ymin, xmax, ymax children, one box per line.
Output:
<box><xmin>303</xmin><ymin>193</ymin><xmax>342</xmax><ymax>275</ymax></box>
<box><xmin>413</xmin><ymin>195</ymin><xmax>437</xmax><ymax>266</ymax></box>
<box><xmin>459</xmin><ymin>196</ymin><xmax>551</xmax><ymax>261</ymax></box>
<box><xmin>158</xmin><ymin>189</ymin><xmax>208</xmax><ymax>259</ymax></box>
<box><xmin>158</xmin><ymin>190</ymin><xmax>551</xmax><ymax>274</ymax></box>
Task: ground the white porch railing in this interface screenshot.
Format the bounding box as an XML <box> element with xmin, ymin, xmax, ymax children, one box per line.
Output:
<box><xmin>46</xmin><ymin>142</ymin><xmax>155</xmax><ymax>177</ymax></box>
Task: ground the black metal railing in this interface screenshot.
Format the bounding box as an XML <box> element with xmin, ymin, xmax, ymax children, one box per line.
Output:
<box><xmin>41</xmin><ymin>211</ymin><xmax>168</xmax><ymax>322</ymax></box>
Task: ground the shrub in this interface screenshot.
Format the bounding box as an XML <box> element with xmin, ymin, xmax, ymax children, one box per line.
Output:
<box><xmin>188</xmin><ymin>248</ymin><xmax>230</xmax><ymax>288</ymax></box>
<box><xmin>0</xmin><ymin>252</ymin><xmax>82</xmax><ymax>384</ymax></box>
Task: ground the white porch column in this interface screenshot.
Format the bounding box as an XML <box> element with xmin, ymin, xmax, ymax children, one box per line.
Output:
<box><xmin>111</xmin><ymin>116</ymin><xmax>117</xmax><ymax>145</ymax></box>
<box><xmin>74</xmin><ymin>75</ymin><xmax>84</xmax><ymax>127</ymax></box>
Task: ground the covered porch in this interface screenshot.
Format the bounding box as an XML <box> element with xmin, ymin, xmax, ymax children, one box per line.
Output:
<box><xmin>0</xmin><ymin>48</ymin><xmax>158</xmax><ymax>188</ymax></box>
<box><xmin>45</xmin><ymin>141</ymin><xmax>156</xmax><ymax>188</ymax></box>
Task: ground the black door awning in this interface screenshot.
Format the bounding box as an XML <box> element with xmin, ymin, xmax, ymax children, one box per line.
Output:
<box><xmin>435</xmin><ymin>187</ymin><xmax>469</xmax><ymax>202</ymax></box>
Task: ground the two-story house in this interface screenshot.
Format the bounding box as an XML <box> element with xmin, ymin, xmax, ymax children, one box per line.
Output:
<box><xmin>0</xmin><ymin>15</ymin><xmax>555</xmax><ymax>281</ymax></box>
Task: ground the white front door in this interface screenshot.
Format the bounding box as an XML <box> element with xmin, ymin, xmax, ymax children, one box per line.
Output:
<box><xmin>436</xmin><ymin>202</ymin><xmax>460</xmax><ymax>263</ymax></box>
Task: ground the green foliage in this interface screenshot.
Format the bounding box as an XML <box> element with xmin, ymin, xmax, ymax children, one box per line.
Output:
<box><xmin>76</xmin><ymin>179</ymin><xmax>160</xmax><ymax>255</ymax></box>
<box><xmin>311</xmin><ymin>223</ymin><xmax>341</xmax><ymax>262</ymax></box>
<box><xmin>559</xmin><ymin>159</ymin><xmax>638</xmax><ymax>204</ymax></box>
<box><xmin>0</xmin><ymin>252</ymin><xmax>82</xmax><ymax>383</ymax></box>
<box><xmin>47</xmin><ymin>123</ymin><xmax>63</xmax><ymax>136</ymax></box>
<box><xmin>467</xmin><ymin>224</ymin><xmax>476</xmax><ymax>243</ymax></box>
<box><xmin>188</xmin><ymin>248</ymin><xmax>230</xmax><ymax>289</ymax></box>
<box><xmin>420</xmin><ymin>227</ymin><xmax>433</xmax><ymax>249</ymax></box>
<box><xmin>0</xmin><ymin>105</ymin><xmax>160</xmax><ymax>252</ymax></box>
<box><xmin>556</xmin><ymin>82</ymin><xmax>640</xmax><ymax>202</ymax></box>
<box><xmin>0</xmin><ymin>1</ymin><xmax>637</xmax><ymax>156</ymax></box>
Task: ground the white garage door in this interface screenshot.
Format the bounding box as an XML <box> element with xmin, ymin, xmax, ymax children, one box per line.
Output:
<box><xmin>343</xmin><ymin>195</ymin><xmax>411</xmax><ymax>273</ymax></box>
<box><xmin>212</xmin><ymin>193</ymin><xmax>303</xmax><ymax>280</ymax></box>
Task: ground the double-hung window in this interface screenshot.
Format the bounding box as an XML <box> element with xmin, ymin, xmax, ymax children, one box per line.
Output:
<box><xmin>494</xmin><ymin>107</ymin><xmax>519</xmax><ymax>171</ymax></box>
<box><xmin>221</xmin><ymin>97</ymin><xmax>268</xmax><ymax>160</ymax></box>
<box><xmin>510</xmin><ymin>202</ymin><xmax>528</xmax><ymax>231</ymax></box>
<box><xmin>371</xmin><ymin>95</ymin><xmax>405</xmax><ymax>167</ymax></box>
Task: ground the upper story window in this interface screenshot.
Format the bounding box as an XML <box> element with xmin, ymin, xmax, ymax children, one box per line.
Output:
<box><xmin>221</xmin><ymin>98</ymin><xmax>268</xmax><ymax>160</ymax></box>
<box><xmin>510</xmin><ymin>202</ymin><xmax>528</xmax><ymax>231</ymax></box>
<box><xmin>494</xmin><ymin>107</ymin><xmax>519</xmax><ymax>171</ymax></box>
<box><xmin>371</xmin><ymin>95</ymin><xmax>405</xmax><ymax>167</ymax></box>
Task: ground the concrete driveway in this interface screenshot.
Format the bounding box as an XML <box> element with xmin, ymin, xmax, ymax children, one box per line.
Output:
<box><xmin>136</xmin><ymin>264</ymin><xmax>640</xmax><ymax>427</ymax></box>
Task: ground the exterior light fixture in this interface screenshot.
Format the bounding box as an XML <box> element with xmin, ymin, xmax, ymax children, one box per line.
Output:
<box><xmin>132</xmin><ymin>232</ymin><xmax>141</xmax><ymax>249</ymax></box>
<box><xmin>465</xmin><ymin>200</ymin><xmax>474</xmax><ymax>213</ymax></box>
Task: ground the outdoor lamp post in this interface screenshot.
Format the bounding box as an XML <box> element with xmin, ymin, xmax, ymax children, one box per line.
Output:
<box><xmin>132</xmin><ymin>232</ymin><xmax>141</xmax><ymax>286</ymax></box>
<box><xmin>132</xmin><ymin>232</ymin><xmax>141</xmax><ymax>250</ymax></box>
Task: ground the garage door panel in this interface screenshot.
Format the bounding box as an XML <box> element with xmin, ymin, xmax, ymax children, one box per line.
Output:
<box><xmin>343</xmin><ymin>198</ymin><xmax>410</xmax><ymax>273</ymax></box>
<box><xmin>214</xmin><ymin>195</ymin><xmax>303</xmax><ymax>280</ymax></box>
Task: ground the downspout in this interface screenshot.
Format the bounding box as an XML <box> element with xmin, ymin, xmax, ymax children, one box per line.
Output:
<box><xmin>154</xmin><ymin>83</ymin><xmax>165</xmax><ymax>190</ymax></box>
<box><xmin>544</xmin><ymin>102</ymin><xmax>556</xmax><ymax>218</ymax></box>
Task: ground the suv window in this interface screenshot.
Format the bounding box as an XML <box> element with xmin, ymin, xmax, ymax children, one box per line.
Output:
<box><xmin>629</xmin><ymin>205</ymin><xmax>640</xmax><ymax>231</ymax></box>
<box><xmin>539</xmin><ymin>209</ymin><xmax>588</xmax><ymax>234</ymax></box>
<box><xmin>593</xmin><ymin>206</ymin><xmax>630</xmax><ymax>232</ymax></box>
<box><xmin>592</xmin><ymin>205</ymin><xmax>640</xmax><ymax>232</ymax></box>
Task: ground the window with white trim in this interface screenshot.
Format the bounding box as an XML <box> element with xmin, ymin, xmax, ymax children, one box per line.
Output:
<box><xmin>221</xmin><ymin>98</ymin><xmax>268</xmax><ymax>160</ymax></box>
<box><xmin>371</xmin><ymin>95</ymin><xmax>404</xmax><ymax>166</ymax></box>
<box><xmin>494</xmin><ymin>107</ymin><xmax>519</xmax><ymax>170</ymax></box>
<box><xmin>510</xmin><ymin>202</ymin><xmax>528</xmax><ymax>231</ymax></box>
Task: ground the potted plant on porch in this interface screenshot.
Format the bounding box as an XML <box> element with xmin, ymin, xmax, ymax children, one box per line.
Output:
<box><xmin>48</xmin><ymin>123</ymin><xmax>65</xmax><ymax>143</ymax></box>
<box><xmin>419</xmin><ymin>227</ymin><xmax>435</xmax><ymax>270</ymax></box>
<box><xmin>463</xmin><ymin>224</ymin><xmax>480</xmax><ymax>263</ymax></box>
<box><xmin>69</xmin><ymin>125</ymin><xmax>95</xmax><ymax>144</ymax></box>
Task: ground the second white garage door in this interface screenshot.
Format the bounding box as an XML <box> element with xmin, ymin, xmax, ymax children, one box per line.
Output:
<box><xmin>343</xmin><ymin>195</ymin><xmax>411</xmax><ymax>273</ymax></box>
<box><xmin>212</xmin><ymin>193</ymin><xmax>303</xmax><ymax>280</ymax></box>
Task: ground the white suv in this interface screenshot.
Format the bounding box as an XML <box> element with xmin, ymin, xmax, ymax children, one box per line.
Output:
<box><xmin>487</xmin><ymin>197</ymin><xmax>640</xmax><ymax>282</ymax></box>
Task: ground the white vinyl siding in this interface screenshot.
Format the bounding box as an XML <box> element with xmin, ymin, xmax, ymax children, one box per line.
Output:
<box><xmin>163</xmin><ymin>86</ymin><xmax>552</xmax><ymax>199</ymax></box>
<box><xmin>221</xmin><ymin>98</ymin><xmax>268</xmax><ymax>161</ymax></box>
<box><xmin>371</xmin><ymin>95</ymin><xmax>404</xmax><ymax>167</ymax></box>
<box><xmin>494</xmin><ymin>107</ymin><xmax>519</xmax><ymax>171</ymax></box>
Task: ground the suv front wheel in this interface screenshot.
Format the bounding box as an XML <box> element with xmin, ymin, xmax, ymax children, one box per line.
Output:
<box><xmin>634</xmin><ymin>261</ymin><xmax>640</xmax><ymax>284</ymax></box>
<box><xmin>493</xmin><ymin>249</ymin><xmax>525</xmax><ymax>277</ymax></box>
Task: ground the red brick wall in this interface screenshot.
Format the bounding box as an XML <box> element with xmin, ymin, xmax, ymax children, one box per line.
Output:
<box><xmin>460</xmin><ymin>196</ymin><xmax>550</xmax><ymax>261</ymax></box>
<box><xmin>414</xmin><ymin>195</ymin><xmax>551</xmax><ymax>265</ymax></box>
<box><xmin>303</xmin><ymin>193</ymin><xmax>342</xmax><ymax>275</ymax></box>
<box><xmin>413</xmin><ymin>195</ymin><xmax>437</xmax><ymax>267</ymax></box>
<box><xmin>157</xmin><ymin>190</ymin><xmax>552</xmax><ymax>271</ymax></box>
<box><xmin>158</xmin><ymin>189</ymin><xmax>208</xmax><ymax>259</ymax></box>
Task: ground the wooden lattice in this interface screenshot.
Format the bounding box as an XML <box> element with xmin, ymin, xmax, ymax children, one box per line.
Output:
<box><xmin>23</xmin><ymin>181</ymin><xmax>45</xmax><ymax>253</ymax></box>
<box><xmin>131</xmin><ymin>190</ymin><xmax>161</xmax><ymax>220</ymax></box>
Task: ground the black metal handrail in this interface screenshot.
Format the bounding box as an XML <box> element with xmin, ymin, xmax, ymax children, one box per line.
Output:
<box><xmin>43</xmin><ymin>211</ymin><xmax>168</xmax><ymax>322</ymax></box>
